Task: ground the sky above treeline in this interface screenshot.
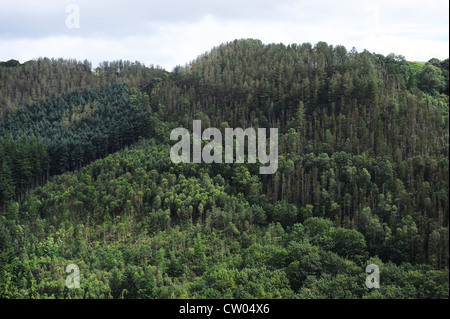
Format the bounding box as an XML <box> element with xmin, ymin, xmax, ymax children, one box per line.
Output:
<box><xmin>0</xmin><ymin>0</ymin><xmax>448</xmax><ymax>71</ymax></box>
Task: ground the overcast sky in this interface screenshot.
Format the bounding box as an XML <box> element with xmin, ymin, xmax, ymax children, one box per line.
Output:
<box><xmin>0</xmin><ymin>0</ymin><xmax>448</xmax><ymax>71</ymax></box>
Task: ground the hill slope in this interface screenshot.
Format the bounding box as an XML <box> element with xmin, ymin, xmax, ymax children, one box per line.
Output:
<box><xmin>0</xmin><ymin>39</ymin><xmax>448</xmax><ymax>299</ymax></box>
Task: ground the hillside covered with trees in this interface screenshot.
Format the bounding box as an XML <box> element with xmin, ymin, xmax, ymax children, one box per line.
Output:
<box><xmin>0</xmin><ymin>39</ymin><xmax>448</xmax><ymax>299</ymax></box>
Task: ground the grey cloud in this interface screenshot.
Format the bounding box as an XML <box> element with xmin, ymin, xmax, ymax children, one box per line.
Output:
<box><xmin>0</xmin><ymin>0</ymin><xmax>447</xmax><ymax>70</ymax></box>
<box><xmin>1</xmin><ymin>0</ymin><xmax>448</xmax><ymax>41</ymax></box>
<box><xmin>0</xmin><ymin>0</ymin><xmax>295</xmax><ymax>39</ymax></box>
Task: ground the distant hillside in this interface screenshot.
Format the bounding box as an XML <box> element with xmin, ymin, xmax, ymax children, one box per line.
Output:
<box><xmin>0</xmin><ymin>57</ymin><xmax>168</xmax><ymax>118</ymax></box>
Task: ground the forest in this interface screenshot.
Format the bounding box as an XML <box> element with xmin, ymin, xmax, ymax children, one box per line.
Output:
<box><xmin>0</xmin><ymin>39</ymin><xmax>448</xmax><ymax>299</ymax></box>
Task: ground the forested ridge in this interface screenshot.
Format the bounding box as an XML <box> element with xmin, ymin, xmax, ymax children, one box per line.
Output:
<box><xmin>0</xmin><ymin>39</ymin><xmax>448</xmax><ymax>299</ymax></box>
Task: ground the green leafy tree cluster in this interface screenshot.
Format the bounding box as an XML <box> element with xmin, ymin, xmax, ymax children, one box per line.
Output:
<box><xmin>0</xmin><ymin>140</ymin><xmax>447</xmax><ymax>299</ymax></box>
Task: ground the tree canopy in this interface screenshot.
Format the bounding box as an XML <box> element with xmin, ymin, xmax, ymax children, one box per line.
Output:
<box><xmin>0</xmin><ymin>40</ymin><xmax>448</xmax><ymax>299</ymax></box>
